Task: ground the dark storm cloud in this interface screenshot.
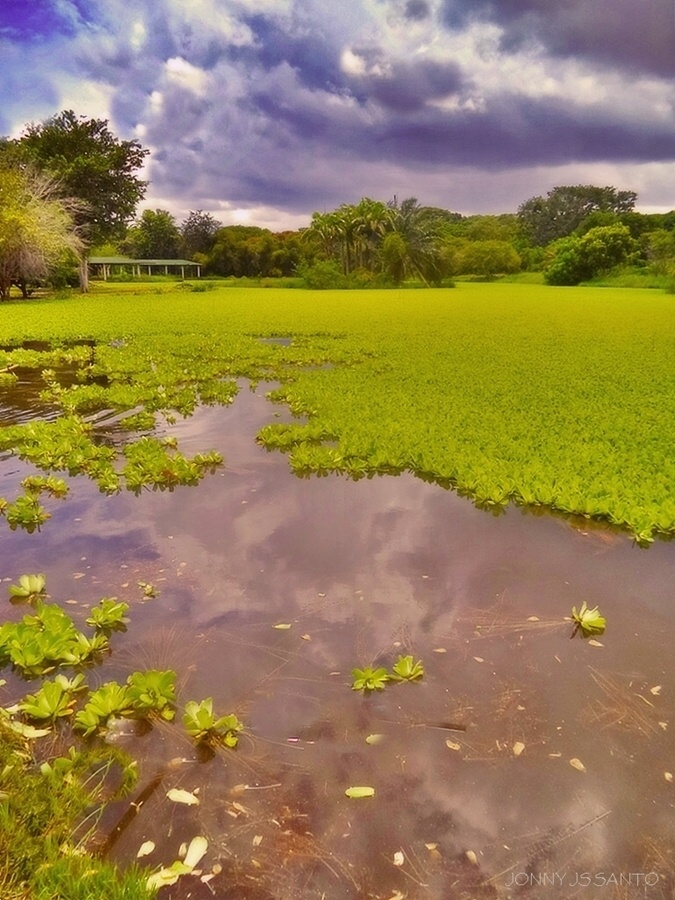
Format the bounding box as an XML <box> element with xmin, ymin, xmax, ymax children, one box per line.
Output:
<box><xmin>3</xmin><ymin>0</ymin><xmax>674</xmax><ymax>221</ymax></box>
<box><xmin>404</xmin><ymin>0</ymin><xmax>431</xmax><ymax>21</ymax></box>
<box><xmin>237</xmin><ymin>13</ymin><xmax>346</xmax><ymax>91</ymax></box>
<box><xmin>346</xmin><ymin>48</ymin><xmax>465</xmax><ymax>112</ymax></box>
<box><xmin>365</xmin><ymin>98</ymin><xmax>675</xmax><ymax>168</ymax></box>
<box><xmin>441</xmin><ymin>0</ymin><xmax>675</xmax><ymax>77</ymax></box>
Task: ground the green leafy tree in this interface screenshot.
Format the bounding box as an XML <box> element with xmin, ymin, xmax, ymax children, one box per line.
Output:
<box><xmin>518</xmin><ymin>185</ymin><xmax>637</xmax><ymax>246</ymax></box>
<box><xmin>122</xmin><ymin>209</ymin><xmax>181</xmax><ymax>259</ymax></box>
<box><xmin>645</xmin><ymin>229</ymin><xmax>675</xmax><ymax>275</ymax></box>
<box><xmin>457</xmin><ymin>240</ymin><xmax>521</xmax><ymax>278</ymax></box>
<box><xmin>180</xmin><ymin>209</ymin><xmax>221</xmax><ymax>258</ymax></box>
<box><xmin>7</xmin><ymin>110</ymin><xmax>148</xmax><ymax>289</ymax></box>
<box><xmin>464</xmin><ymin>214</ymin><xmax>519</xmax><ymax>243</ymax></box>
<box><xmin>0</xmin><ymin>165</ymin><xmax>83</xmax><ymax>299</ymax></box>
<box><xmin>544</xmin><ymin>224</ymin><xmax>636</xmax><ymax>285</ymax></box>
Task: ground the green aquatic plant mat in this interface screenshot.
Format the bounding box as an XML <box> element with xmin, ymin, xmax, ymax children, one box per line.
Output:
<box><xmin>1</xmin><ymin>282</ymin><xmax>675</xmax><ymax>540</ymax></box>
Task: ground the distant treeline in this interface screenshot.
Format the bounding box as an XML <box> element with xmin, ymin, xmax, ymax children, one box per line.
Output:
<box><xmin>103</xmin><ymin>186</ymin><xmax>675</xmax><ymax>287</ymax></box>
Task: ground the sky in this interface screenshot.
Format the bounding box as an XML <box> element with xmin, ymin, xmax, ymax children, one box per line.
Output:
<box><xmin>1</xmin><ymin>0</ymin><xmax>675</xmax><ymax>231</ymax></box>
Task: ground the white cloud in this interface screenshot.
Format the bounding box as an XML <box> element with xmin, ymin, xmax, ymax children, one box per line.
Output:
<box><xmin>165</xmin><ymin>57</ymin><xmax>208</xmax><ymax>95</ymax></box>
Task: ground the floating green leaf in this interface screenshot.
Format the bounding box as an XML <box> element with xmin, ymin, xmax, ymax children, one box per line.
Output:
<box><xmin>345</xmin><ymin>786</ymin><xmax>375</xmax><ymax>799</ymax></box>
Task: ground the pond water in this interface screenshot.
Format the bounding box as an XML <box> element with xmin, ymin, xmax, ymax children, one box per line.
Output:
<box><xmin>1</xmin><ymin>382</ymin><xmax>674</xmax><ymax>899</ymax></box>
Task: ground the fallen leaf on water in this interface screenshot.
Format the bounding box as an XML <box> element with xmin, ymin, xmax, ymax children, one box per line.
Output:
<box><xmin>569</xmin><ymin>758</ymin><xmax>586</xmax><ymax>773</ymax></box>
<box><xmin>393</xmin><ymin>851</ymin><xmax>405</xmax><ymax>866</ymax></box>
<box><xmin>201</xmin><ymin>874</ymin><xmax>215</xmax><ymax>885</ymax></box>
<box><xmin>345</xmin><ymin>786</ymin><xmax>375</xmax><ymax>799</ymax></box>
<box><xmin>301</xmin><ymin>634</ymin><xmax>311</xmax><ymax>641</ymax></box>
<box><xmin>465</xmin><ymin>850</ymin><xmax>478</xmax><ymax>865</ymax></box>
<box><xmin>273</xmin><ymin>623</ymin><xmax>292</xmax><ymax>630</ymax></box>
<box><xmin>366</xmin><ymin>733</ymin><xmax>385</xmax><ymax>745</ymax></box>
<box><xmin>425</xmin><ymin>843</ymin><xmax>438</xmax><ymax>851</ymax></box>
<box><xmin>659</xmin><ymin>722</ymin><xmax>668</xmax><ymax>731</ymax></box>
<box><xmin>167</xmin><ymin>788</ymin><xmax>200</xmax><ymax>805</ymax></box>
<box><xmin>137</xmin><ymin>841</ymin><xmax>155</xmax><ymax>858</ymax></box>
<box><xmin>146</xmin><ymin>861</ymin><xmax>192</xmax><ymax>890</ymax></box>
<box><xmin>526</xmin><ymin>616</ymin><xmax>540</xmax><ymax>622</ymax></box>
<box><xmin>512</xmin><ymin>741</ymin><xmax>525</xmax><ymax>757</ymax></box>
<box><xmin>651</xmin><ymin>685</ymin><xmax>662</xmax><ymax>696</ymax></box>
<box><xmin>386</xmin><ymin>893</ymin><xmax>405</xmax><ymax>900</ymax></box>
<box><xmin>184</xmin><ymin>836</ymin><xmax>208</xmax><ymax>869</ymax></box>
<box><xmin>549</xmin><ymin>752</ymin><xmax>562</xmax><ymax>758</ymax></box>
<box><xmin>473</xmin><ymin>657</ymin><xmax>484</xmax><ymax>663</ymax></box>
<box><xmin>588</xmin><ymin>639</ymin><xmax>604</xmax><ymax>647</ymax></box>
<box><xmin>665</xmin><ymin>772</ymin><xmax>673</xmax><ymax>783</ymax></box>
<box><xmin>445</xmin><ymin>740</ymin><xmax>461</xmax><ymax>752</ymax></box>
<box><xmin>253</xmin><ymin>835</ymin><xmax>263</xmax><ymax>847</ymax></box>
<box><xmin>433</xmin><ymin>647</ymin><xmax>446</xmax><ymax>653</ymax></box>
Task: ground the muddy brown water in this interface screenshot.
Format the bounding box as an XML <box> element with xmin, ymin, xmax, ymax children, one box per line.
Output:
<box><xmin>1</xmin><ymin>381</ymin><xmax>675</xmax><ymax>899</ymax></box>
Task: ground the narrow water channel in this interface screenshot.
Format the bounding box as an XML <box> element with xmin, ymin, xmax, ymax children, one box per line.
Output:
<box><xmin>1</xmin><ymin>383</ymin><xmax>674</xmax><ymax>898</ymax></box>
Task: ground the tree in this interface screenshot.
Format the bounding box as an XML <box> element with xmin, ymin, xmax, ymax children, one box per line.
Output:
<box><xmin>122</xmin><ymin>209</ymin><xmax>181</xmax><ymax>259</ymax></box>
<box><xmin>180</xmin><ymin>210</ymin><xmax>221</xmax><ymax>258</ymax></box>
<box><xmin>388</xmin><ymin>197</ymin><xmax>447</xmax><ymax>284</ymax></box>
<box><xmin>457</xmin><ymin>240</ymin><xmax>521</xmax><ymax>278</ymax></box>
<box><xmin>0</xmin><ymin>165</ymin><xmax>82</xmax><ymax>299</ymax></box>
<box><xmin>644</xmin><ymin>229</ymin><xmax>675</xmax><ymax>275</ymax></box>
<box><xmin>518</xmin><ymin>185</ymin><xmax>637</xmax><ymax>246</ymax></box>
<box><xmin>544</xmin><ymin>224</ymin><xmax>636</xmax><ymax>285</ymax></box>
<box><xmin>6</xmin><ymin>111</ymin><xmax>148</xmax><ymax>289</ymax></box>
<box><xmin>380</xmin><ymin>232</ymin><xmax>407</xmax><ymax>285</ymax></box>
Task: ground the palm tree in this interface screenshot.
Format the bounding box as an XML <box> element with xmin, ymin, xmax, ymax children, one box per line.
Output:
<box><xmin>387</xmin><ymin>196</ymin><xmax>445</xmax><ymax>285</ymax></box>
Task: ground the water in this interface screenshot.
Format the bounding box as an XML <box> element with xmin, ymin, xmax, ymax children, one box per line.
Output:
<box><xmin>1</xmin><ymin>382</ymin><xmax>674</xmax><ymax>898</ymax></box>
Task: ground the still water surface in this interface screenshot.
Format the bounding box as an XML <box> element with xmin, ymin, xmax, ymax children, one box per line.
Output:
<box><xmin>1</xmin><ymin>381</ymin><xmax>674</xmax><ymax>899</ymax></box>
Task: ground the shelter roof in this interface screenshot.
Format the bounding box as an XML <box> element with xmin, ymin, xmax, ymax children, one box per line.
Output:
<box><xmin>89</xmin><ymin>257</ymin><xmax>198</xmax><ymax>265</ymax></box>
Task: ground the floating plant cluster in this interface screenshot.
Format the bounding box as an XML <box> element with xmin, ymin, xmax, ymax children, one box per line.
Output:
<box><xmin>2</xmin><ymin>284</ymin><xmax>674</xmax><ymax>540</ymax></box>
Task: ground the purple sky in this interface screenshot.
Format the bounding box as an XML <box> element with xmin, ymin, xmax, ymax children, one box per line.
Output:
<box><xmin>2</xmin><ymin>0</ymin><xmax>675</xmax><ymax>230</ymax></box>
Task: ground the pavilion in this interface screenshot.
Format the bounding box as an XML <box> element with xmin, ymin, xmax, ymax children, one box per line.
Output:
<box><xmin>88</xmin><ymin>256</ymin><xmax>201</xmax><ymax>280</ymax></box>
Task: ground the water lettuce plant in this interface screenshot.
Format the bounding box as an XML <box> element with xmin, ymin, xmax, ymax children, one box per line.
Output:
<box><xmin>182</xmin><ymin>698</ymin><xmax>243</xmax><ymax>746</ymax></box>
<box><xmin>126</xmin><ymin>669</ymin><xmax>176</xmax><ymax>720</ymax></box>
<box><xmin>18</xmin><ymin>675</ymin><xmax>82</xmax><ymax>722</ymax></box>
<box><xmin>351</xmin><ymin>666</ymin><xmax>390</xmax><ymax>692</ymax></box>
<box><xmin>9</xmin><ymin>573</ymin><xmax>47</xmax><ymax>603</ymax></box>
<box><xmin>73</xmin><ymin>682</ymin><xmax>134</xmax><ymax>736</ymax></box>
<box><xmin>86</xmin><ymin>597</ymin><xmax>130</xmax><ymax>632</ymax></box>
<box><xmin>352</xmin><ymin>656</ymin><xmax>425</xmax><ymax>691</ymax></box>
<box><xmin>570</xmin><ymin>602</ymin><xmax>607</xmax><ymax>638</ymax></box>
<box><xmin>390</xmin><ymin>655</ymin><xmax>425</xmax><ymax>682</ymax></box>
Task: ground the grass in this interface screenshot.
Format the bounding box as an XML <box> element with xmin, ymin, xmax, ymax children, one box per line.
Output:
<box><xmin>0</xmin><ymin>722</ymin><xmax>153</xmax><ymax>899</ymax></box>
<box><xmin>0</xmin><ymin>281</ymin><xmax>674</xmax><ymax>541</ymax></box>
